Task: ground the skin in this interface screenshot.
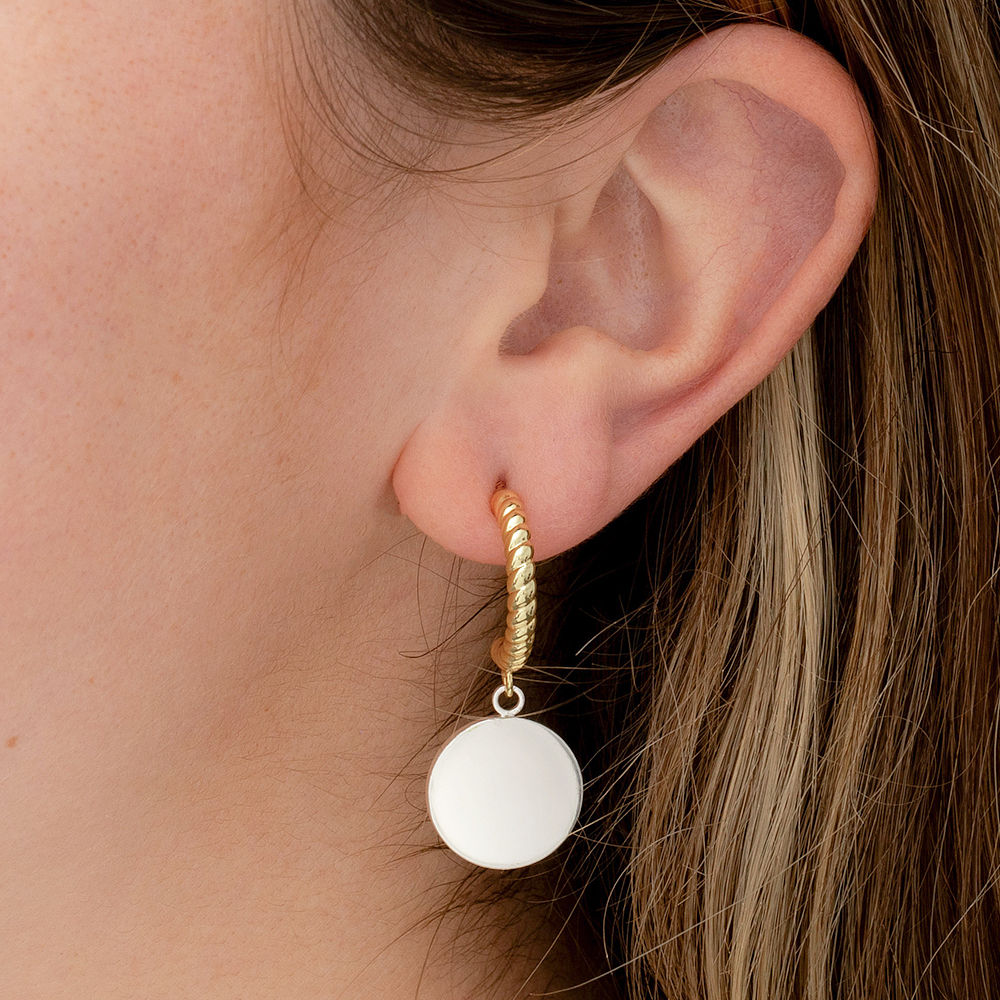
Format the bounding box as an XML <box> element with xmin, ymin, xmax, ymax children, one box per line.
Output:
<box><xmin>0</xmin><ymin>2</ymin><xmax>876</xmax><ymax>997</ymax></box>
<box><xmin>1</xmin><ymin>3</ymin><xmax>501</xmax><ymax>996</ymax></box>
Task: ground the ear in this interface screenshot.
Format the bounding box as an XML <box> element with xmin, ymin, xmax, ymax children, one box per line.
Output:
<box><xmin>392</xmin><ymin>24</ymin><xmax>878</xmax><ymax>564</ymax></box>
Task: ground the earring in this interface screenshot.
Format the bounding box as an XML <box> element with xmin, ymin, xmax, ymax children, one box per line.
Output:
<box><xmin>426</xmin><ymin>486</ymin><xmax>583</xmax><ymax>869</ymax></box>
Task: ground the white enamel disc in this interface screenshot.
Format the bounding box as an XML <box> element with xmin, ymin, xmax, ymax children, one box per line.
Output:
<box><xmin>427</xmin><ymin>716</ymin><xmax>583</xmax><ymax>870</ymax></box>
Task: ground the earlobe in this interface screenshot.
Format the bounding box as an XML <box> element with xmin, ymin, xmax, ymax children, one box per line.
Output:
<box><xmin>393</xmin><ymin>25</ymin><xmax>878</xmax><ymax>565</ymax></box>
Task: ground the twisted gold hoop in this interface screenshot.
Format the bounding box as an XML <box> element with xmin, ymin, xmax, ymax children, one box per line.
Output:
<box><xmin>490</xmin><ymin>487</ymin><xmax>536</xmax><ymax>698</ymax></box>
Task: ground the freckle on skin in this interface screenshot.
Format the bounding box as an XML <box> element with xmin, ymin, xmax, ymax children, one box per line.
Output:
<box><xmin>6</xmin><ymin>736</ymin><xmax>18</xmax><ymax>748</ymax></box>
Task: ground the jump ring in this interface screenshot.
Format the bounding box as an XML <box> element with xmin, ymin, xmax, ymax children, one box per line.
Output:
<box><xmin>492</xmin><ymin>684</ymin><xmax>525</xmax><ymax>718</ymax></box>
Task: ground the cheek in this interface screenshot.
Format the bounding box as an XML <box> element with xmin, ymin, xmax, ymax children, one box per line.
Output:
<box><xmin>0</xmin><ymin>2</ymin><xmax>295</xmax><ymax>641</ymax></box>
<box><xmin>0</xmin><ymin>0</ymin><xmax>279</xmax><ymax>336</ymax></box>
<box><xmin>0</xmin><ymin>0</ymin><xmax>288</xmax><ymax>471</ymax></box>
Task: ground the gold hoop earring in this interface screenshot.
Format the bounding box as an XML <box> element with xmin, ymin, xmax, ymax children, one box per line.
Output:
<box><xmin>426</xmin><ymin>486</ymin><xmax>583</xmax><ymax>870</ymax></box>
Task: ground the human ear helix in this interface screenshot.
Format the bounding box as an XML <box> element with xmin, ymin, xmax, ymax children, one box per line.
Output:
<box><xmin>426</xmin><ymin>487</ymin><xmax>583</xmax><ymax>869</ymax></box>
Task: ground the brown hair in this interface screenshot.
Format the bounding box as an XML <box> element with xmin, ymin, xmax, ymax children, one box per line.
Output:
<box><xmin>295</xmin><ymin>1</ymin><xmax>1000</xmax><ymax>996</ymax></box>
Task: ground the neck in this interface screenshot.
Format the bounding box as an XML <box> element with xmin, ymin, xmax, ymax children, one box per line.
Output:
<box><xmin>0</xmin><ymin>516</ymin><xmax>594</xmax><ymax>997</ymax></box>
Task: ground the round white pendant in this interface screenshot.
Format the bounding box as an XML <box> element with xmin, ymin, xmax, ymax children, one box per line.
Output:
<box><xmin>427</xmin><ymin>714</ymin><xmax>583</xmax><ymax>870</ymax></box>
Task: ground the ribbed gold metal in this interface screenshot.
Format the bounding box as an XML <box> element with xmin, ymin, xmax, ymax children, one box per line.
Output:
<box><xmin>489</xmin><ymin>486</ymin><xmax>537</xmax><ymax>698</ymax></box>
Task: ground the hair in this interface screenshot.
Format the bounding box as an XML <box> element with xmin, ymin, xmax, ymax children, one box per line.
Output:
<box><xmin>294</xmin><ymin>1</ymin><xmax>1000</xmax><ymax>997</ymax></box>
